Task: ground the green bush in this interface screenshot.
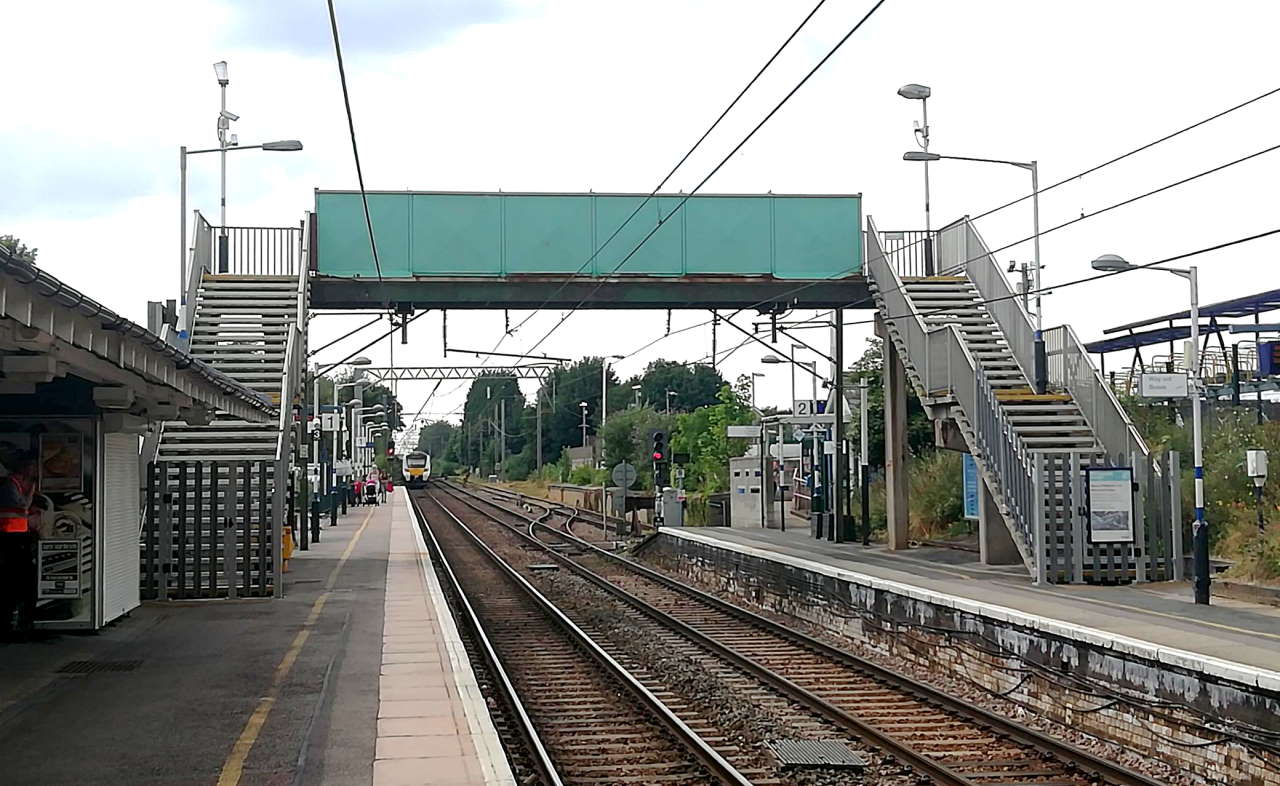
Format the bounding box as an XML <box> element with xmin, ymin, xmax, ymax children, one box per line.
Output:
<box><xmin>907</xmin><ymin>450</ymin><xmax>963</xmax><ymax>539</ymax></box>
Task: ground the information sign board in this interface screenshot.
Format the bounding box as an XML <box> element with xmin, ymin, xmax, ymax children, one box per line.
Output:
<box><xmin>1086</xmin><ymin>467</ymin><xmax>1135</xmax><ymax>543</ymax></box>
<box><xmin>962</xmin><ymin>453</ymin><xmax>979</xmax><ymax>521</ymax></box>
<box><xmin>1138</xmin><ymin>373</ymin><xmax>1189</xmax><ymax>398</ymax></box>
<box><xmin>38</xmin><ymin>540</ymin><xmax>81</xmax><ymax>598</ymax></box>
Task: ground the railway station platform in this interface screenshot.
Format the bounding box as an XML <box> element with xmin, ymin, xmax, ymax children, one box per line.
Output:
<box><xmin>0</xmin><ymin>493</ymin><xmax>512</xmax><ymax>786</ymax></box>
<box><xmin>652</xmin><ymin>525</ymin><xmax>1280</xmax><ymax>676</ymax></box>
<box><xmin>642</xmin><ymin>525</ymin><xmax>1280</xmax><ymax>781</ymax></box>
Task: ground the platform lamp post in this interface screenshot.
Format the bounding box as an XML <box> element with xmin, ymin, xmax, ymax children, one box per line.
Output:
<box><xmin>579</xmin><ymin>401</ymin><xmax>589</xmax><ymax>449</ymax></box>
<box><xmin>601</xmin><ymin>354</ymin><xmax>624</xmax><ymax>430</ymax></box>
<box><xmin>665</xmin><ymin>390</ymin><xmax>677</xmax><ymax>415</ymax></box>
<box><xmin>904</xmin><ymin>150</ymin><xmax>1045</xmax><ymax>392</ymax></box>
<box><xmin>632</xmin><ymin>383</ymin><xmax>642</xmax><ymax>408</ymax></box>
<box><xmin>1092</xmin><ymin>253</ymin><xmax>1208</xmax><ymax>604</ymax></box>
<box><xmin>897</xmin><ymin>83</ymin><xmax>933</xmax><ymax>273</ymax></box>
<box><xmin>354</xmin><ymin>404</ymin><xmax>385</xmax><ymax>475</ymax></box>
<box><xmin>181</xmin><ymin>62</ymin><xmax>304</xmax><ymax>287</ymax></box>
<box><xmin>331</xmin><ymin>358</ymin><xmax>371</xmax><ymax>522</ymax></box>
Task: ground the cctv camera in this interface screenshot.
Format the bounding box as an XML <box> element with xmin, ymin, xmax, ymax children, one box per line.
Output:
<box><xmin>220</xmin><ymin>109</ymin><xmax>240</xmax><ymax>122</ymax></box>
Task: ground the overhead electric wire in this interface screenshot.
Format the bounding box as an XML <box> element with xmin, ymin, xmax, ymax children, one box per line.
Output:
<box><xmin>515</xmin><ymin>0</ymin><xmax>890</xmax><ymax>359</ymax></box>
<box><xmin>316</xmin><ymin>310</ymin><xmax>428</xmax><ymax>376</ymax></box>
<box><xmin>500</xmin><ymin>0</ymin><xmax>833</xmax><ymax>343</ymax></box>
<box><xmin>326</xmin><ymin>0</ymin><xmax>383</xmax><ymax>284</ymax></box>
<box><xmin>308</xmin><ymin>315</ymin><xmax>383</xmax><ymax>358</ymax></box>
<box><xmin>583</xmin><ymin>136</ymin><xmax>1280</xmax><ymax>357</ymax></box>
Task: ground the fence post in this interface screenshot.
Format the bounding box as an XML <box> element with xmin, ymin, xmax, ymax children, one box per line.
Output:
<box><xmin>1071</xmin><ymin>453</ymin><xmax>1085</xmax><ymax>584</ymax></box>
<box><xmin>222</xmin><ymin>464</ymin><xmax>238</xmax><ymax>600</ymax></box>
<box><xmin>1169</xmin><ymin>451</ymin><xmax>1184</xmax><ymax>581</ymax></box>
<box><xmin>1033</xmin><ymin>454</ymin><xmax>1046</xmax><ymax>586</ymax></box>
<box><xmin>1132</xmin><ymin>451</ymin><xmax>1148</xmax><ymax>583</ymax></box>
<box><xmin>158</xmin><ymin>486</ymin><xmax>173</xmax><ymax>602</ymax></box>
<box><xmin>272</xmin><ymin>456</ymin><xmax>286</xmax><ymax>598</ymax></box>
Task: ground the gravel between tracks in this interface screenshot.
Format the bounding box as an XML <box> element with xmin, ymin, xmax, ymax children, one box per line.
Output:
<box><xmin>434</xmin><ymin>490</ymin><xmax>920</xmax><ymax>786</ymax></box>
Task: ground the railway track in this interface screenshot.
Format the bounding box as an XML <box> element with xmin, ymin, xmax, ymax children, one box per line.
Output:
<box><xmin>409</xmin><ymin>489</ymin><xmax>754</xmax><ymax>786</ymax></box>
<box><xmin>439</xmin><ymin>480</ymin><xmax>1164</xmax><ymax>786</ymax></box>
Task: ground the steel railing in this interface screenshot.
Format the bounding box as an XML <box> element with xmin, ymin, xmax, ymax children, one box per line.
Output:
<box><xmin>1043</xmin><ymin>324</ymin><xmax>1148</xmax><ymax>464</ymax></box>
<box><xmin>974</xmin><ymin>366</ymin><xmax>1037</xmax><ymax>561</ymax></box>
<box><xmin>213</xmin><ymin>225</ymin><xmax>303</xmax><ymax>276</ymax></box>
<box><xmin>949</xmin><ymin>220</ymin><xmax>1038</xmax><ymax>386</ymax></box>
<box><xmin>875</xmin><ymin>229</ymin><xmax>937</xmax><ymax>278</ymax></box>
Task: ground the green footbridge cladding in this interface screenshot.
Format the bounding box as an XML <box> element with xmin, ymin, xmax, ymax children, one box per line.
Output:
<box><xmin>314</xmin><ymin>190</ymin><xmax>863</xmax><ymax>279</ymax></box>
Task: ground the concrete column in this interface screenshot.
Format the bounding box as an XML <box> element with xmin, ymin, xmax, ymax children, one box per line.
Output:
<box><xmin>978</xmin><ymin>476</ymin><xmax>1022</xmax><ymax>565</ymax></box>
<box><xmin>883</xmin><ymin>336</ymin><xmax>909</xmax><ymax>550</ymax></box>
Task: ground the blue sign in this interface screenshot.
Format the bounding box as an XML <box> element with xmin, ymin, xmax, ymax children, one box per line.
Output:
<box><xmin>962</xmin><ymin>453</ymin><xmax>979</xmax><ymax>521</ymax></box>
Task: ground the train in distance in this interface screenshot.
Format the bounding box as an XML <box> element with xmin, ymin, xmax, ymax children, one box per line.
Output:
<box><xmin>402</xmin><ymin>450</ymin><xmax>431</xmax><ymax>488</ymax></box>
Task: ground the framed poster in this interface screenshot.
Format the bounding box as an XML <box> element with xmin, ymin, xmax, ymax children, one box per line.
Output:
<box><xmin>1086</xmin><ymin>467</ymin><xmax>1135</xmax><ymax>543</ymax></box>
<box><xmin>38</xmin><ymin>539</ymin><xmax>82</xmax><ymax>598</ymax></box>
<box><xmin>39</xmin><ymin>433</ymin><xmax>83</xmax><ymax>493</ymax></box>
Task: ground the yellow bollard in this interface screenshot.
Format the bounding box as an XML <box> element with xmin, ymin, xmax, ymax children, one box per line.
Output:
<box><xmin>282</xmin><ymin>526</ymin><xmax>295</xmax><ymax>572</ymax></box>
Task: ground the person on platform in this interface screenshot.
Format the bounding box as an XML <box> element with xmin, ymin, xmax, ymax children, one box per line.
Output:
<box><xmin>353</xmin><ymin>477</ymin><xmax>364</xmax><ymax>507</ymax></box>
<box><xmin>0</xmin><ymin>453</ymin><xmax>39</xmax><ymax>639</ymax></box>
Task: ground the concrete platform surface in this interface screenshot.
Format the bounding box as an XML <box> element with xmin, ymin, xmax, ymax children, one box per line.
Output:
<box><xmin>0</xmin><ymin>493</ymin><xmax>512</xmax><ymax>786</ymax></box>
<box><xmin>661</xmin><ymin>526</ymin><xmax>1280</xmax><ymax>683</ymax></box>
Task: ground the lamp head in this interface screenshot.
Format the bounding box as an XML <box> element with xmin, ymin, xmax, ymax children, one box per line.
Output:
<box><xmin>262</xmin><ymin>139</ymin><xmax>303</xmax><ymax>151</ymax></box>
<box><xmin>1091</xmin><ymin>254</ymin><xmax>1132</xmax><ymax>273</ymax></box>
<box><xmin>1007</xmin><ymin>261</ymin><xmax>1017</xmax><ymax>273</ymax></box>
<box><xmin>903</xmin><ymin>151</ymin><xmax>941</xmax><ymax>162</ymax></box>
<box><xmin>349</xmin><ymin>356</ymin><xmax>372</xmax><ymax>366</ymax></box>
<box><xmin>897</xmin><ymin>83</ymin><xmax>931</xmax><ymax>100</ymax></box>
<box><xmin>761</xmin><ymin>355</ymin><xmax>786</xmax><ymax>365</ymax></box>
<box><xmin>213</xmin><ymin>60</ymin><xmax>229</xmax><ymax>85</ymax></box>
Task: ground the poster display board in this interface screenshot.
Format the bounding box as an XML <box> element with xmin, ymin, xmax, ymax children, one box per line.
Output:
<box><xmin>38</xmin><ymin>540</ymin><xmax>82</xmax><ymax>598</ymax></box>
<box><xmin>1087</xmin><ymin>467</ymin><xmax>1135</xmax><ymax>543</ymax></box>
<box><xmin>962</xmin><ymin>453</ymin><xmax>979</xmax><ymax>521</ymax></box>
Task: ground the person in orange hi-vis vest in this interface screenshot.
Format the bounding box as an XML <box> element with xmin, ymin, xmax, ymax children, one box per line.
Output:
<box><xmin>0</xmin><ymin>453</ymin><xmax>39</xmax><ymax>638</ymax></box>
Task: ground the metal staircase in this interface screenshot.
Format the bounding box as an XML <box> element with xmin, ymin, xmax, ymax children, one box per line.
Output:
<box><xmin>141</xmin><ymin>215</ymin><xmax>306</xmax><ymax>600</ymax></box>
<box><xmin>867</xmin><ymin>216</ymin><xmax>1179</xmax><ymax>584</ymax></box>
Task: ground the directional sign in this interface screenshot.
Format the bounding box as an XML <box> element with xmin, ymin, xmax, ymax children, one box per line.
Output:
<box><xmin>611</xmin><ymin>462</ymin><xmax>638</xmax><ymax>488</ymax></box>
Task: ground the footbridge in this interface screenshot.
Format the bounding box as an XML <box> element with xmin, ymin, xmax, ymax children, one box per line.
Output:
<box><xmin>160</xmin><ymin>189</ymin><xmax>1175</xmax><ymax>589</ymax></box>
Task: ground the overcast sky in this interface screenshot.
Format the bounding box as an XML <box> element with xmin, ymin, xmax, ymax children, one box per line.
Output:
<box><xmin>5</xmin><ymin>0</ymin><xmax>1279</xmax><ymax>429</ymax></box>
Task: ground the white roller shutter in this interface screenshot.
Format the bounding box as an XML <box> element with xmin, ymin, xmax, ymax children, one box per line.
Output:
<box><xmin>101</xmin><ymin>432</ymin><xmax>141</xmax><ymax>624</ymax></box>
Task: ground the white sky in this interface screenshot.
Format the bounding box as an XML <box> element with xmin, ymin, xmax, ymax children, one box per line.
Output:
<box><xmin>4</xmin><ymin>0</ymin><xmax>1279</xmax><ymax>427</ymax></box>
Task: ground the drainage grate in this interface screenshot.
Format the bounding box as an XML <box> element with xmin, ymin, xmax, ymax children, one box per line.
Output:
<box><xmin>766</xmin><ymin>739</ymin><xmax>866</xmax><ymax>769</ymax></box>
<box><xmin>56</xmin><ymin>659</ymin><xmax>143</xmax><ymax>675</ymax></box>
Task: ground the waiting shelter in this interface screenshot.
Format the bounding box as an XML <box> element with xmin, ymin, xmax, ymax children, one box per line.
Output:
<box><xmin>0</xmin><ymin>246</ymin><xmax>274</xmax><ymax>630</ymax></box>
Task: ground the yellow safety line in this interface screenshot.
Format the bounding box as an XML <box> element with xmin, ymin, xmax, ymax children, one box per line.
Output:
<box><xmin>1015</xmin><ymin>583</ymin><xmax>1280</xmax><ymax>642</ymax></box>
<box><xmin>217</xmin><ymin>507</ymin><xmax>376</xmax><ymax>786</ymax></box>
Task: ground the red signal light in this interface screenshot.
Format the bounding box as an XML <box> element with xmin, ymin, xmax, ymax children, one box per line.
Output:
<box><xmin>653</xmin><ymin>451</ymin><xmax>664</xmax><ymax>460</ymax></box>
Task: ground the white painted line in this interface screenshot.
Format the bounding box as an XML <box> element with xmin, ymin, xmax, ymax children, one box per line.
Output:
<box><xmin>661</xmin><ymin>528</ymin><xmax>1280</xmax><ymax>691</ymax></box>
<box><xmin>404</xmin><ymin>491</ymin><xmax>517</xmax><ymax>786</ymax></box>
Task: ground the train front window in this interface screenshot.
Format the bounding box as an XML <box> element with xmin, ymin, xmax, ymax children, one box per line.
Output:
<box><xmin>406</xmin><ymin>456</ymin><xmax>427</xmax><ymax>468</ymax></box>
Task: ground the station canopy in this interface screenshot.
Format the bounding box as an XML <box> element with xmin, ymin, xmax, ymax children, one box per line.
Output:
<box><xmin>1102</xmin><ymin>287</ymin><xmax>1280</xmax><ymax>335</ymax></box>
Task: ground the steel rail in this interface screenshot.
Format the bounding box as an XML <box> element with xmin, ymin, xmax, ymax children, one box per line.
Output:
<box><xmin>446</xmin><ymin>480</ymin><xmax>1164</xmax><ymax>786</ymax></box>
<box><xmin>416</xmin><ymin>487</ymin><xmax>754</xmax><ymax>786</ymax></box>
<box><xmin>406</xmin><ymin>492</ymin><xmax>563</xmax><ymax>786</ymax></box>
<box><xmin>433</xmin><ymin>483</ymin><xmax>982</xmax><ymax>785</ymax></box>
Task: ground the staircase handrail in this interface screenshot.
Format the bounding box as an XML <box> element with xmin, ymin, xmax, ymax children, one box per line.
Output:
<box><xmin>940</xmin><ymin>218</ymin><xmax>1039</xmax><ymax>388</ymax></box>
<box><xmin>275</xmin><ymin>326</ymin><xmax>300</xmax><ymax>463</ymax></box>
<box><xmin>175</xmin><ymin>212</ymin><xmax>214</xmax><ymax>352</ymax></box>
<box><xmin>1043</xmin><ymin>323</ymin><xmax>1149</xmax><ymax>463</ymax></box>
<box><xmin>974</xmin><ymin>365</ymin><xmax>1037</xmax><ymax>561</ymax></box>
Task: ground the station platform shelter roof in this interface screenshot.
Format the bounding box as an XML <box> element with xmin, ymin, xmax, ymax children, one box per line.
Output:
<box><xmin>0</xmin><ymin>246</ymin><xmax>274</xmax><ymax>424</ymax></box>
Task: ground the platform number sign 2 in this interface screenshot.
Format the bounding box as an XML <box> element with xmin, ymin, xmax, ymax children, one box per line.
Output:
<box><xmin>794</xmin><ymin>400</ymin><xmax>819</xmax><ymax>417</ymax></box>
